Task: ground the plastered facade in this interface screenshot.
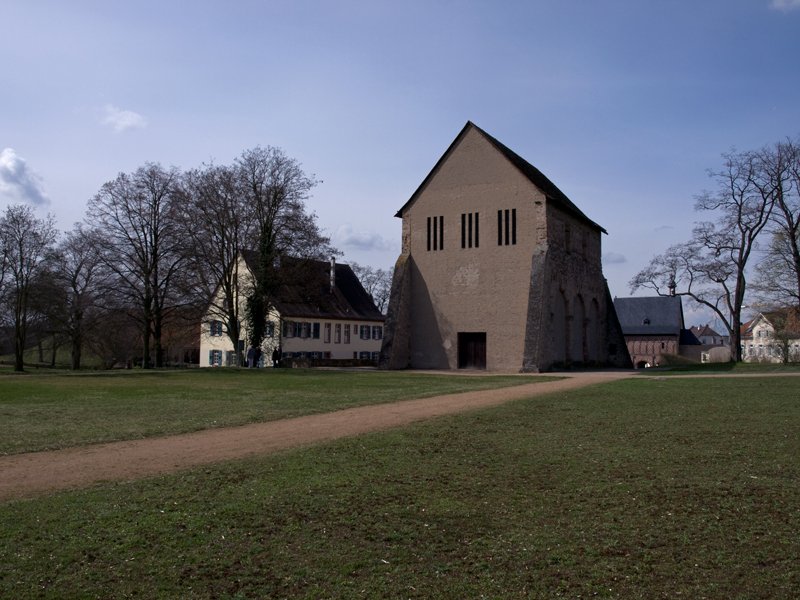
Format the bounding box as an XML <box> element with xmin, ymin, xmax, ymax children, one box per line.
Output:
<box><xmin>200</xmin><ymin>254</ymin><xmax>383</xmax><ymax>367</ymax></box>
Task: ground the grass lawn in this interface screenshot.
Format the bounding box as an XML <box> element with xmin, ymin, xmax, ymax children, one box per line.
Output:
<box><xmin>639</xmin><ymin>361</ymin><xmax>800</xmax><ymax>375</ymax></box>
<box><xmin>0</xmin><ymin>369</ymin><xmax>550</xmax><ymax>455</ymax></box>
<box><xmin>1</xmin><ymin>375</ymin><xmax>798</xmax><ymax>598</ymax></box>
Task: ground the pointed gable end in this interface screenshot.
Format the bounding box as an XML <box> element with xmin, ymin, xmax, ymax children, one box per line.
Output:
<box><xmin>395</xmin><ymin>121</ymin><xmax>606</xmax><ymax>234</ymax></box>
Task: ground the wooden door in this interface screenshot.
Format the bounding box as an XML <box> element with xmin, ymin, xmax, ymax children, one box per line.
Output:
<box><xmin>458</xmin><ymin>332</ymin><xmax>486</xmax><ymax>369</ymax></box>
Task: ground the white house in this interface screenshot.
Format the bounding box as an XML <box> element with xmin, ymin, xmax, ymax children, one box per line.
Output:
<box><xmin>200</xmin><ymin>251</ymin><xmax>385</xmax><ymax>367</ymax></box>
<box><xmin>740</xmin><ymin>310</ymin><xmax>800</xmax><ymax>363</ymax></box>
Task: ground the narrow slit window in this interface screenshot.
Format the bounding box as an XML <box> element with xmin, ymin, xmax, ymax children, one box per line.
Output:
<box><xmin>427</xmin><ymin>217</ymin><xmax>432</xmax><ymax>251</ymax></box>
<box><xmin>498</xmin><ymin>208</ymin><xmax>517</xmax><ymax>246</ymax></box>
<box><xmin>511</xmin><ymin>209</ymin><xmax>517</xmax><ymax>245</ymax></box>
<box><xmin>428</xmin><ymin>216</ymin><xmax>444</xmax><ymax>251</ymax></box>
<box><xmin>461</xmin><ymin>212</ymin><xmax>480</xmax><ymax>248</ymax></box>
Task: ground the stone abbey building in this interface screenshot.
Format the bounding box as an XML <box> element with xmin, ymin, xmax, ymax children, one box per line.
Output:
<box><xmin>380</xmin><ymin>122</ymin><xmax>629</xmax><ymax>372</ymax></box>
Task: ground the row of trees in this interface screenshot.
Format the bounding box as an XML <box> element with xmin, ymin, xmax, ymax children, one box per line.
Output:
<box><xmin>631</xmin><ymin>136</ymin><xmax>800</xmax><ymax>361</ymax></box>
<box><xmin>1</xmin><ymin>147</ymin><xmax>391</xmax><ymax>372</ymax></box>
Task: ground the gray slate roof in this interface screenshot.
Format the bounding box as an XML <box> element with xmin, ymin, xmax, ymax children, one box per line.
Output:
<box><xmin>395</xmin><ymin>121</ymin><xmax>606</xmax><ymax>233</ymax></box>
<box><xmin>613</xmin><ymin>296</ymin><xmax>685</xmax><ymax>336</ymax></box>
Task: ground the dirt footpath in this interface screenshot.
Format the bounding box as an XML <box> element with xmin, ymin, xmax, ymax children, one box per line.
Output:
<box><xmin>0</xmin><ymin>372</ymin><xmax>632</xmax><ymax>501</ymax></box>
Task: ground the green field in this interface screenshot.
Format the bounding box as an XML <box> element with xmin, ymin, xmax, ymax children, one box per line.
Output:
<box><xmin>0</xmin><ymin>369</ymin><xmax>547</xmax><ymax>455</ymax></box>
<box><xmin>639</xmin><ymin>361</ymin><xmax>800</xmax><ymax>375</ymax></box>
<box><xmin>1</xmin><ymin>373</ymin><xmax>799</xmax><ymax>598</ymax></box>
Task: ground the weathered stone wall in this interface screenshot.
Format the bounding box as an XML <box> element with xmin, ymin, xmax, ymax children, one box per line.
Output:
<box><xmin>625</xmin><ymin>335</ymin><xmax>678</xmax><ymax>367</ymax></box>
<box><xmin>378</xmin><ymin>254</ymin><xmax>412</xmax><ymax>369</ymax></box>
<box><xmin>603</xmin><ymin>283</ymin><xmax>633</xmax><ymax>368</ymax></box>
<box><xmin>522</xmin><ymin>205</ymin><xmax>615</xmax><ymax>370</ymax></box>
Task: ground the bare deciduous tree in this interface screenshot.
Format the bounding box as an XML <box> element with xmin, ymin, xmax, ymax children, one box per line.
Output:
<box><xmin>631</xmin><ymin>148</ymin><xmax>777</xmax><ymax>361</ymax></box>
<box><xmin>87</xmin><ymin>163</ymin><xmax>186</xmax><ymax>368</ymax></box>
<box><xmin>752</xmin><ymin>137</ymin><xmax>800</xmax><ymax>307</ymax></box>
<box><xmin>350</xmin><ymin>262</ymin><xmax>393</xmax><ymax>314</ymax></box>
<box><xmin>235</xmin><ymin>146</ymin><xmax>335</xmax><ymax>351</ymax></box>
<box><xmin>179</xmin><ymin>163</ymin><xmax>254</xmax><ymax>363</ymax></box>
<box><xmin>45</xmin><ymin>225</ymin><xmax>106</xmax><ymax>369</ymax></box>
<box><xmin>0</xmin><ymin>204</ymin><xmax>58</xmax><ymax>371</ymax></box>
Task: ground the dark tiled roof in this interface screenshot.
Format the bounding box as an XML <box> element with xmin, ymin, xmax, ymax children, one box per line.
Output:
<box><xmin>679</xmin><ymin>329</ymin><xmax>702</xmax><ymax>346</ymax></box>
<box><xmin>691</xmin><ymin>324</ymin><xmax>723</xmax><ymax>338</ymax></box>
<box><xmin>395</xmin><ymin>121</ymin><xmax>606</xmax><ymax>233</ymax></box>
<box><xmin>613</xmin><ymin>296</ymin><xmax>685</xmax><ymax>336</ymax></box>
<box><xmin>740</xmin><ymin>318</ymin><xmax>756</xmax><ymax>339</ymax></box>
<box><xmin>241</xmin><ymin>251</ymin><xmax>383</xmax><ymax>322</ymax></box>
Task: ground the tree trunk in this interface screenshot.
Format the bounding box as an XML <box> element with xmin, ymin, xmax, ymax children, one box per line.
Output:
<box><xmin>153</xmin><ymin>309</ymin><xmax>164</xmax><ymax>368</ymax></box>
<box><xmin>142</xmin><ymin>289</ymin><xmax>153</xmax><ymax>369</ymax></box>
<box><xmin>730</xmin><ymin>323</ymin><xmax>742</xmax><ymax>362</ymax></box>
<box><xmin>71</xmin><ymin>332</ymin><xmax>82</xmax><ymax>370</ymax></box>
<box><xmin>14</xmin><ymin>327</ymin><xmax>25</xmax><ymax>372</ymax></box>
<box><xmin>142</xmin><ymin>320</ymin><xmax>152</xmax><ymax>369</ymax></box>
<box><xmin>14</xmin><ymin>294</ymin><xmax>26</xmax><ymax>372</ymax></box>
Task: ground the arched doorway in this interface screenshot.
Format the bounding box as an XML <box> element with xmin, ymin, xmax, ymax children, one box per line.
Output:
<box><xmin>571</xmin><ymin>294</ymin><xmax>586</xmax><ymax>364</ymax></box>
<box><xmin>587</xmin><ymin>298</ymin><xmax>601</xmax><ymax>363</ymax></box>
<box><xmin>551</xmin><ymin>289</ymin><xmax>568</xmax><ymax>366</ymax></box>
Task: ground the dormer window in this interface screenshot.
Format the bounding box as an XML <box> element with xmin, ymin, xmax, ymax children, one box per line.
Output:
<box><xmin>643</xmin><ymin>318</ymin><xmax>650</xmax><ymax>325</ymax></box>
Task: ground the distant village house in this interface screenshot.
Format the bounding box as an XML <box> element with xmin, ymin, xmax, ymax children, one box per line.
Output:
<box><xmin>740</xmin><ymin>309</ymin><xmax>800</xmax><ymax>363</ymax></box>
<box><xmin>613</xmin><ymin>295</ymin><xmax>705</xmax><ymax>367</ymax></box>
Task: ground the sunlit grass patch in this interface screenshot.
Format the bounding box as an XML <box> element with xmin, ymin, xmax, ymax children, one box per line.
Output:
<box><xmin>1</xmin><ymin>376</ymin><xmax>798</xmax><ymax>598</ymax></box>
<box><xmin>0</xmin><ymin>369</ymin><xmax>553</xmax><ymax>454</ymax></box>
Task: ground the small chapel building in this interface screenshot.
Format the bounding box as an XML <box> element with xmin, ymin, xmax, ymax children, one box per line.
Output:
<box><xmin>380</xmin><ymin>121</ymin><xmax>630</xmax><ymax>372</ymax></box>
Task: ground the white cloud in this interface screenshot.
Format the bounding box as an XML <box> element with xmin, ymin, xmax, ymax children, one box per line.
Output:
<box><xmin>770</xmin><ymin>0</ymin><xmax>800</xmax><ymax>10</ymax></box>
<box><xmin>333</xmin><ymin>224</ymin><xmax>395</xmax><ymax>252</ymax></box>
<box><xmin>101</xmin><ymin>104</ymin><xmax>147</xmax><ymax>133</ymax></box>
<box><xmin>603</xmin><ymin>252</ymin><xmax>627</xmax><ymax>265</ymax></box>
<box><xmin>0</xmin><ymin>148</ymin><xmax>49</xmax><ymax>206</ymax></box>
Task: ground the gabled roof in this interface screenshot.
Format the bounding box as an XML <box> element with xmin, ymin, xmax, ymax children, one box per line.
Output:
<box><xmin>240</xmin><ymin>251</ymin><xmax>384</xmax><ymax>322</ymax></box>
<box><xmin>741</xmin><ymin>307</ymin><xmax>800</xmax><ymax>339</ymax></box>
<box><xmin>691</xmin><ymin>324</ymin><xmax>723</xmax><ymax>338</ymax></box>
<box><xmin>740</xmin><ymin>317</ymin><xmax>758</xmax><ymax>339</ymax></box>
<box><xmin>395</xmin><ymin>121</ymin><xmax>606</xmax><ymax>233</ymax></box>
<box><xmin>679</xmin><ymin>329</ymin><xmax>702</xmax><ymax>346</ymax></box>
<box><xmin>613</xmin><ymin>296</ymin><xmax>685</xmax><ymax>336</ymax></box>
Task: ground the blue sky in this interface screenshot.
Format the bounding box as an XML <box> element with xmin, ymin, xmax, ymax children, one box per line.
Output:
<box><xmin>2</xmin><ymin>0</ymin><xmax>799</xmax><ymax>325</ymax></box>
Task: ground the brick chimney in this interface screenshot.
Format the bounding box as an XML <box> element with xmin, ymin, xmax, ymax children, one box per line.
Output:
<box><xmin>330</xmin><ymin>256</ymin><xmax>336</xmax><ymax>293</ymax></box>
